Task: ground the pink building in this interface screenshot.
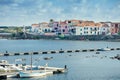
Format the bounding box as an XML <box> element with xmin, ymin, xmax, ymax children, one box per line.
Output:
<box><xmin>58</xmin><ymin>21</ymin><xmax>69</xmax><ymax>35</ymax></box>
<box><xmin>51</xmin><ymin>21</ymin><xmax>69</xmax><ymax>35</ymax></box>
<box><xmin>110</xmin><ymin>23</ymin><xmax>120</xmax><ymax>35</ymax></box>
<box><xmin>50</xmin><ymin>22</ymin><xmax>59</xmax><ymax>33</ymax></box>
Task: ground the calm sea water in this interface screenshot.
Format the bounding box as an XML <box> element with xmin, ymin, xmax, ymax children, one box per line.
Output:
<box><xmin>0</xmin><ymin>40</ymin><xmax>120</xmax><ymax>80</ymax></box>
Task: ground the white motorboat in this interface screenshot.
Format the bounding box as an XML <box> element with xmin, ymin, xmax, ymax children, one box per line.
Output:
<box><xmin>0</xmin><ymin>60</ymin><xmax>23</xmax><ymax>72</ymax></box>
<box><xmin>98</xmin><ymin>48</ymin><xmax>111</xmax><ymax>51</ymax></box>
<box><xmin>103</xmin><ymin>48</ymin><xmax>111</xmax><ymax>51</ymax></box>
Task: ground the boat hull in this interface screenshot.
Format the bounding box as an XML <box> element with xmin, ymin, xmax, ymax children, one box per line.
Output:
<box><xmin>19</xmin><ymin>72</ymin><xmax>46</xmax><ymax>78</ymax></box>
<box><xmin>98</xmin><ymin>48</ymin><xmax>111</xmax><ymax>51</ymax></box>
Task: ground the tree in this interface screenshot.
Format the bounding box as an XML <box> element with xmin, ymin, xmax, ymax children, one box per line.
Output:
<box><xmin>49</xmin><ymin>19</ymin><xmax>54</xmax><ymax>27</ymax></box>
<box><xmin>118</xmin><ymin>32</ymin><xmax>120</xmax><ymax>35</ymax></box>
<box><xmin>50</xmin><ymin>19</ymin><xmax>53</xmax><ymax>22</ymax></box>
<box><xmin>14</xmin><ymin>27</ymin><xmax>22</xmax><ymax>33</ymax></box>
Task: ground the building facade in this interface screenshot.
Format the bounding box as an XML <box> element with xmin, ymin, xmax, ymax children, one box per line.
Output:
<box><xmin>110</xmin><ymin>23</ymin><xmax>120</xmax><ymax>35</ymax></box>
<box><xmin>31</xmin><ymin>20</ymin><xmax>120</xmax><ymax>36</ymax></box>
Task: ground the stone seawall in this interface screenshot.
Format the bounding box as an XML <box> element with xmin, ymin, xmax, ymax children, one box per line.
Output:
<box><xmin>26</xmin><ymin>34</ymin><xmax>120</xmax><ymax>41</ymax></box>
<box><xmin>0</xmin><ymin>33</ymin><xmax>120</xmax><ymax>41</ymax></box>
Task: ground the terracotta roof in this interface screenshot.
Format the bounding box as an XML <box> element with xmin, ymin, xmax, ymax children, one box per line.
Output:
<box><xmin>60</xmin><ymin>21</ymin><xmax>67</xmax><ymax>25</ymax></box>
<box><xmin>73</xmin><ymin>21</ymin><xmax>104</xmax><ymax>27</ymax></box>
<box><xmin>40</xmin><ymin>22</ymin><xmax>48</xmax><ymax>24</ymax></box>
<box><xmin>39</xmin><ymin>22</ymin><xmax>49</xmax><ymax>27</ymax></box>
<box><xmin>31</xmin><ymin>24</ymin><xmax>39</xmax><ymax>27</ymax></box>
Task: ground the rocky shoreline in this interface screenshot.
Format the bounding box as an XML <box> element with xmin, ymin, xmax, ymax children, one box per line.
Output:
<box><xmin>0</xmin><ymin>33</ymin><xmax>120</xmax><ymax>41</ymax></box>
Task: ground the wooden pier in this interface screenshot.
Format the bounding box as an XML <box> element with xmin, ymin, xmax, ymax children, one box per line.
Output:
<box><xmin>0</xmin><ymin>48</ymin><xmax>120</xmax><ymax>57</ymax></box>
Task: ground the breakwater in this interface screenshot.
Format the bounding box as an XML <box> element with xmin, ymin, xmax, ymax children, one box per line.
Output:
<box><xmin>0</xmin><ymin>48</ymin><xmax>120</xmax><ymax>57</ymax></box>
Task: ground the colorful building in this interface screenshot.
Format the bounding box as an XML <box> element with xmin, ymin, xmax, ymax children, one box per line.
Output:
<box><xmin>69</xmin><ymin>21</ymin><xmax>109</xmax><ymax>35</ymax></box>
<box><xmin>110</xmin><ymin>23</ymin><xmax>120</xmax><ymax>35</ymax></box>
<box><xmin>58</xmin><ymin>21</ymin><xmax>69</xmax><ymax>35</ymax></box>
<box><xmin>31</xmin><ymin>20</ymin><xmax>120</xmax><ymax>36</ymax></box>
<box><xmin>39</xmin><ymin>22</ymin><xmax>52</xmax><ymax>35</ymax></box>
<box><xmin>31</xmin><ymin>24</ymin><xmax>39</xmax><ymax>33</ymax></box>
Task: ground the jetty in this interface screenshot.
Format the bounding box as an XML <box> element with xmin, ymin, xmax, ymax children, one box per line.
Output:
<box><xmin>0</xmin><ymin>47</ymin><xmax>120</xmax><ymax>57</ymax></box>
<box><xmin>0</xmin><ymin>72</ymin><xmax>18</xmax><ymax>79</ymax></box>
<box><xmin>0</xmin><ymin>67</ymin><xmax>67</xmax><ymax>79</ymax></box>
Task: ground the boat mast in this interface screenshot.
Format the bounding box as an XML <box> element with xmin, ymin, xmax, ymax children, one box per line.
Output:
<box><xmin>30</xmin><ymin>52</ymin><xmax>32</xmax><ymax>73</ymax></box>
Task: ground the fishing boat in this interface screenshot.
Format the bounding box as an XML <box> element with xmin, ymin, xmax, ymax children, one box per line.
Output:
<box><xmin>19</xmin><ymin>71</ymin><xmax>46</xmax><ymax>78</ymax></box>
<box><xmin>19</xmin><ymin>53</ymin><xmax>47</xmax><ymax>78</ymax></box>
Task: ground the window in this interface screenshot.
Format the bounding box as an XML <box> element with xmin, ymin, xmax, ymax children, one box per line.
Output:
<box><xmin>57</xmin><ymin>24</ymin><xmax>59</xmax><ymax>27</ymax></box>
<box><xmin>90</xmin><ymin>28</ymin><xmax>92</xmax><ymax>30</ymax></box>
<box><xmin>55</xmin><ymin>28</ymin><xmax>58</xmax><ymax>30</ymax></box>
<box><xmin>48</xmin><ymin>29</ymin><xmax>50</xmax><ymax>32</ymax></box>
<box><xmin>45</xmin><ymin>29</ymin><xmax>47</xmax><ymax>32</ymax></box>
<box><xmin>94</xmin><ymin>28</ymin><xmax>97</xmax><ymax>31</ymax></box>
<box><xmin>68</xmin><ymin>21</ymin><xmax>71</xmax><ymax>23</ymax></box>
<box><xmin>97</xmin><ymin>32</ymin><xmax>99</xmax><ymax>35</ymax></box>
<box><xmin>115</xmin><ymin>24</ymin><xmax>118</xmax><ymax>27</ymax></box>
<box><xmin>63</xmin><ymin>29</ymin><xmax>65</xmax><ymax>32</ymax></box>
<box><xmin>71</xmin><ymin>29</ymin><xmax>76</xmax><ymax>33</ymax></box>
<box><xmin>84</xmin><ymin>31</ymin><xmax>88</xmax><ymax>34</ymax></box>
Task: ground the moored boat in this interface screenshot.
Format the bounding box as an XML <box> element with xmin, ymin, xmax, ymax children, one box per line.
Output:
<box><xmin>98</xmin><ymin>48</ymin><xmax>111</xmax><ymax>51</ymax></box>
<box><xmin>18</xmin><ymin>53</ymin><xmax>48</xmax><ymax>78</ymax></box>
<box><xmin>0</xmin><ymin>60</ymin><xmax>23</xmax><ymax>72</ymax></box>
<box><xmin>19</xmin><ymin>71</ymin><xmax>46</xmax><ymax>78</ymax></box>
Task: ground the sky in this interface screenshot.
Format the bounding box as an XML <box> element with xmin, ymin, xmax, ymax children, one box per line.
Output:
<box><xmin>0</xmin><ymin>0</ymin><xmax>120</xmax><ymax>26</ymax></box>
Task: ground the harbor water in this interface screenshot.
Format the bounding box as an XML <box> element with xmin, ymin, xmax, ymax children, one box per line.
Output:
<box><xmin>0</xmin><ymin>40</ymin><xmax>120</xmax><ymax>80</ymax></box>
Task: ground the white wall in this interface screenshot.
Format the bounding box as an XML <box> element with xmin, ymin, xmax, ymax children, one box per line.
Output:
<box><xmin>73</xmin><ymin>26</ymin><xmax>109</xmax><ymax>35</ymax></box>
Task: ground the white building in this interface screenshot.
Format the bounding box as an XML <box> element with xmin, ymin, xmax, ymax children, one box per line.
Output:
<box><xmin>31</xmin><ymin>22</ymin><xmax>53</xmax><ymax>35</ymax></box>
<box><xmin>71</xmin><ymin>25</ymin><xmax>109</xmax><ymax>35</ymax></box>
<box><xmin>31</xmin><ymin>24</ymin><xmax>39</xmax><ymax>33</ymax></box>
<box><xmin>39</xmin><ymin>22</ymin><xmax>53</xmax><ymax>35</ymax></box>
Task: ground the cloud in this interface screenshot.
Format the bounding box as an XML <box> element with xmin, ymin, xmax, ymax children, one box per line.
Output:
<box><xmin>0</xmin><ymin>0</ymin><xmax>120</xmax><ymax>26</ymax></box>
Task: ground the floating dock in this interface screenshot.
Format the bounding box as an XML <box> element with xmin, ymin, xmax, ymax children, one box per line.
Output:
<box><xmin>0</xmin><ymin>48</ymin><xmax>120</xmax><ymax>57</ymax></box>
